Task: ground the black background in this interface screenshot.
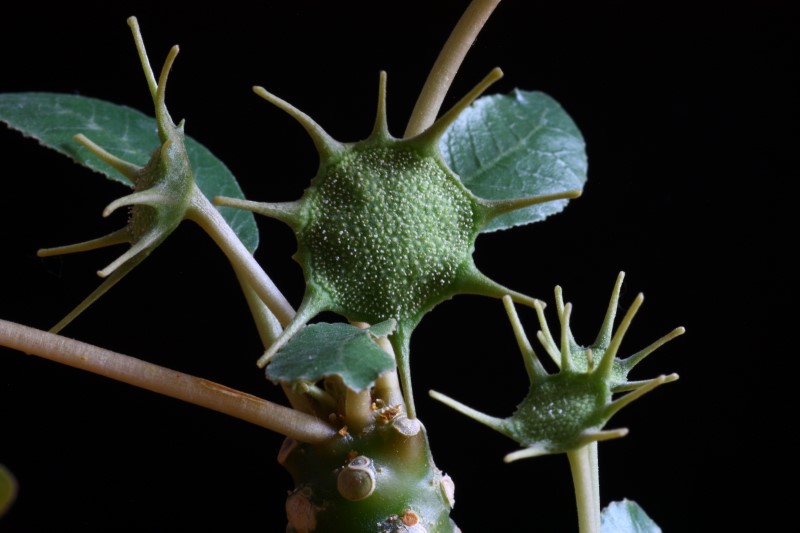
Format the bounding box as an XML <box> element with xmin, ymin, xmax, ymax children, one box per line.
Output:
<box><xmin>0</xmin><ymin>1</ymin><xmax>793</xmax><ymax>531</ymax></box>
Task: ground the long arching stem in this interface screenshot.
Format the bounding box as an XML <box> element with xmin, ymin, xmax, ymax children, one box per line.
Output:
<box><xmin>0</xmin><ymin>319</ymin><xmax>335</xmax><ymax>443</ymax></box>
<box><xmin>187</xmin><ymin>186</ymin><xmax>295</xmax><ymax>326</ymax></box>
<box><xmin>404</xmin><ymin>0</ymin><xmax>502</xmax><ymax>137</ymax></box>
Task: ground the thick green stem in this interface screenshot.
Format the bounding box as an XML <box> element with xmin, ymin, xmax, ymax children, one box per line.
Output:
<box><xmin>0</xmin><ymin>319</ymin><xmax>336</xmax><ymax>443</ymax></box>
<box><xmin>567</xmin><ymin>442</ymin><xmax>601</xmax><ymax>533</ymax></box>
<box><xmin>404</xmin><ymin>0</ymin><xmax>502</xmax><ymax>137</ymax></box>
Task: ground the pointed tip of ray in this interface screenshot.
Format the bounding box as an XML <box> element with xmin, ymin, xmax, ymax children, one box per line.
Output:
<box><xmin>504</xmin><ymin>445</ymin><xmax>550</xmax><ymax>463</ymax></box>
<box><xmin>481</xmin><ymin>188</ymin><xmax>582</xmax><ymax>223</ymax></box>
<box><xmin>576</xmin><ymin>428</ymin><xmax>629</xmax><ymax>448</ymax></box>
<box><xmin>593</xmin><ymin>271</ymin><xmax>626</xmax><ymax>347</ymax></box>
<box><xmin>597</xmin><ymin>291</ymin><xmax>645</xmax><ymax>378</ymax></box>
<box><xmin>256</xmin><ymin>296</ymin><xmax>324</xmax><ymax>368</ymax></box>
<box><xmin>73</xmin><ymin>134</ymin><xmax>140</xmax><ymax>182</ymax></box>
<box><xmin>37</xmin><ymin>228</ymin><xmax>131</xmax><ymax>258</ymax></box>
<box><xmin>252</xmin><ymin>85</ymin><xmax>343</xmax><ymax>158</ymax></box>
<box><xmin>620</xmin><ymin>325</ymin><xmax>685</xmax><ymax>373</ymax></box>
<box><xmin>214</xmin><ymin>196</ymin><xmax>301</xmax><ymax>226</ymax></box>
<box><xmin>102</xmin><ymin>190</ymin><xmax>166</xmax><ymax>218</ymax></box>
<box><xmin>606</xmin><ymin>375</ymin><xmax>670</xmax><ymax>418</ymax></box>
<box><xmin>412</xmin><ymin>67</ymin><xmax>503</xmax><ymax>145</ymax></box>
<box><xmin>429</xmin><ymin>390</ymin><xmax>507</xmax><ymax>433</ymax></box>
<box><xmin>370</xmin><ymin>71</ymin><xmax>390</xmax><ymax>139</ymax></box>
<box><xmin>48</xmin><ymin>251</ymin><xmax>147</xmax><ymax>334</ymax></box>
<box><xmin>96</xmin><ymin>232</ymin><xmax>158</xmax><ymax>278</ymax></box>
<box><xmin>127</xmin><ymin>15</ymin><xmax>158</xmax><ymax>101</ymax></box>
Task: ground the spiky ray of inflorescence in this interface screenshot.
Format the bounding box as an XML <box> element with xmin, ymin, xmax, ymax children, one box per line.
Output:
<box><xmin>36</xmin><ymin>17</ymin><xmax>195</xmax><ymax>334</ymax></box>
<box><xmin>430</xmin><ymin>272</ymin><xmax>684</xmax><ymax>462</ymax></box>
<box><xmin>216</xmin><ymin>68</ymin><xmax>581</xmax><ymax>418</ymax></box>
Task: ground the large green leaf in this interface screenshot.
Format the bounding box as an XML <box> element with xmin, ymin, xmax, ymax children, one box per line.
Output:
<box><xmin>440</xmin><ymin>89</ymin><xmax>587</xmax><ymax>232</ymax></box>
<box><xmin>0</xmin><ymin>92</ymin><xmax>258</xmax><ymax>252</ymax></box>
<box><xmin>265</xmin><ymin>321</ymin><xmax>397</xmax><ymax>392</ymax></box>
<box><xmin>601</xmin><ymin>499</ymin><xmax>662</xmax><ymax>533</ymax></box>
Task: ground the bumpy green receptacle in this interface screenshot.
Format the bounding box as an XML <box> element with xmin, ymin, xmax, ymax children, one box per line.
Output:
<box><xmin>298</xmin><ymin>141</ymin><xmax>478</xmax><ymax>326</ymax></box>
<box><xmin>280</xmin><ymin>416</ymin><xmax>458</xmax><ymax>533</ymax></box>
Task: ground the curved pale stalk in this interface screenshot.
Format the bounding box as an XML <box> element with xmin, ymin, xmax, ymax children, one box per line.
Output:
<box><xmin>567</xmin><ymin>443</ymin><xmax>601</xmax><ymax>533</ymax></box>
<box><xmin>404</xmin><ymin>0</ymin><xmax>502</xmax><ymax>137</ymax></box>
<box><xmin>0</xmin><ymin>319</ymin><xmax>335</xmax><ymax>443</ymax></box>
<box><xmin>186</xmin><ymin>186</ymin><xmax>295</xmax><ymax>327</ymax></box>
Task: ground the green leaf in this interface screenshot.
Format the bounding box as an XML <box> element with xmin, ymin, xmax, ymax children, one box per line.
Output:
<box><xmin>265</xmin><ymin>320</ymin><xmax>397</xmax><ymax>392</ymax></box>
<box><xmin>0</xmin><ymin>464</ymin><xmax>16</xmax><ymax>518</ymax></box>
<box><xmin>0</xmin><ymin>92</ymin><xmax>258</xmax><ymax>252</ymax></box>
<box><xmin>440</xmin><ymin>89</ymin><xmax>587</xmax><ymax>232</ymax></box>
<box><xmin>601</xmin><ymin>499</ymin><xmax>662</xmax><ymax>533</ymax></box>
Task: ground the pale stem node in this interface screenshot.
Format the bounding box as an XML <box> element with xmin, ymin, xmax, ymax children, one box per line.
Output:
<box><xmin>372</xmin><ymin>335</ymin><xmax>405</xmax><ymax>409</ymax></box>
<box><xmin>344</xmin><ymin>387</ymin><xmax>374</xmax><ymax>434</ymax></box>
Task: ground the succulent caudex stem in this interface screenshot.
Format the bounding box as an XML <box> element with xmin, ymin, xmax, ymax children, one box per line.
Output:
<box><xmin>35</xmin><ymin>17</ymin><xmax>293</xmax><ymax>334</ymax></box>
<box><xmin>216</xmin><ymin>69</ymin><xmax>579</xmax><ymax>418</ymax></box>
<box><xmin>280</xmin><ymin>415</ymin><xmax>459</xmax><ymax>532</ymax></box>
<box><xmin>429</xmin><ymin>272</ymin><xmax>683</xmax><ymax>461</ymax></box>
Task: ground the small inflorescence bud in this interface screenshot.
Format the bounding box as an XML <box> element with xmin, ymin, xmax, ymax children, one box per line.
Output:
<box><xmin>430</xmin><ymin>272</ymin><xmax>683</xmax><ymax>462</ymax></box>
<box><xmin>37</xmin><ymin>17</ymin><xmax>196</xmax><ymax>335</ymax></box>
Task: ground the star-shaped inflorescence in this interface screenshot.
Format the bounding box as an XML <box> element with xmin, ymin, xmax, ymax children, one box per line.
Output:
<box><xmin>215</xmin><ymin>69</ymin><xmax>581</xmax><ymax>417</ymax></box>
<box><xmin>430</xmin><ymin>272</ymin><xmax>684</xmax><ymax>461</ymax></box>
<box><xmin>37</xmin><ymin>17</ymin><xmax>195</xmax><ymax>334</ymax></box>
